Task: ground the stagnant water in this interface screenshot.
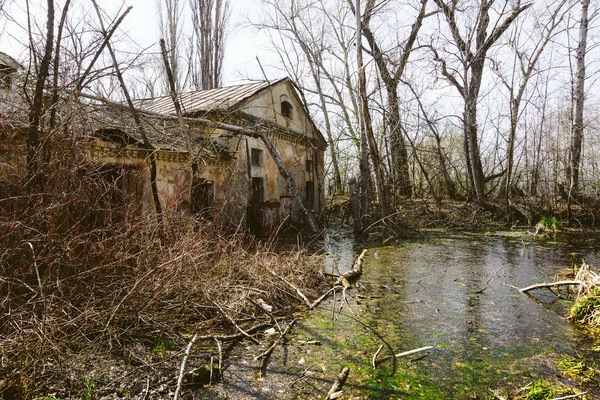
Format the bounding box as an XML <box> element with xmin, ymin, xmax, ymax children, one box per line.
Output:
<box><xmin>291</xmin><ymin>231</ymin><xmax>600</xmax><ymax>399</ymax></box>
<box><xmin>213</xmin><ymin>230</ymin><xmax>600</xmax><ymax>399</ymax></box>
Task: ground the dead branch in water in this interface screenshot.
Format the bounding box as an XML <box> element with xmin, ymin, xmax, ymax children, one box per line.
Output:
<box><xmin>334</xmin><ymin>249</ymin><xmax>368</xmax><ymax>289</ymax></box>
<box><xmin>325</xmin><ymin>366</ymin><xmax>350</xmax><ymax>400</ymax></box>
<box><xmin>377</xmin><ymin>346</ymin><xmax>434</xmax><ymax>364</ymax></box>
<box><xmin>519</xmin><ymin>280</ymin><xmax>585</xmax><ymax>293</ymax></box>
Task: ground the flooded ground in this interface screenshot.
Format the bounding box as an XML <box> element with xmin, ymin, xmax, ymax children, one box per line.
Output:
<box><xmin>210</xmin><ymin>229</ymin><xmax>600</xmax><ymax>399</ymax></box>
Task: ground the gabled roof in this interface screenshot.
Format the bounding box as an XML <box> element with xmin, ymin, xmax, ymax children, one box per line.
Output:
<box><xmin>132</xmin><ymin>78</ymin><xmax>287</xmax><ymax>115</ymax></box>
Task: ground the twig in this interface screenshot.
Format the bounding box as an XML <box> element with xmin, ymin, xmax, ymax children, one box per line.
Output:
<box><xmin>142</xmin><ymin>376</ymin><xmax>150</xmax><ymax>400</ymax></box>
<box><xmin>212</xmin><ymin>301</ymin><xmax>259</xmax><ymax>344</ymax></box>
<box><xmin>197</xmin><ymin>323</ymin><xmax>272</xmax><ymax>341</ymax></box>
<box><xmin>325</xmin><ymin>366</ymin><xmax>350</xmax><ymax>400</ymax></box>
<box><xmin>254</xmin><ymin>320</ymin><xmax>296</xmax><ymax>362</ymax></box>
<box><xmin>489</xmin><ymin>389</ymin><xmax>507</xmax><ymax>400</ymax></box>
<box><xmin>269</xmin><ymin>270</ymin><xmax>313</xmax><ymax>309</ymax></box>
<box><xmin>173</xmin><ymin>333</ymin><xmax>198</xmax><ymax>400</ymax></box>
<box><xmin>214</xmin><ymin>337</ymin><xmax>222</xmax><ymax>375</ymax></box>
<box><xmin>310</xmin><ymin>287</ymin><xmax>335</xmax><ymax>309</ymax></box>
<box><xmin>377</xmin><ymin>346</ymin><xmax>434</xmax><ymax>364</ymax></box>
<box><xmin>372</xmin><ymin>344</ymin><xmax>383</xmax><ymax>368</ymax></box>
<box><xmin>290</xmin><ymin>365</ymin><xmax>313</xmax><ymax>387</ymax></box>
<box><xmin>519</xmin><ymin>280</ymin><xmax>584</xmax><ymax>293</ymax></box>
<box><xmin>550</xmin><ymin>393</ymin><xmax>587</xmax><ymax>400</ymax></box>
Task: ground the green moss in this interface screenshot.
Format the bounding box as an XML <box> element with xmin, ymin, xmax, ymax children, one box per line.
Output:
<box><xmin>558</xmin><ymin>356</ymin><xmax>596</xmax><ymax>383</ymax></box>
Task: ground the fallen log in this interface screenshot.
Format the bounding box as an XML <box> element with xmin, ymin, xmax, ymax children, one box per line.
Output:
<box><xmin>334</xmin><ymin>249</ymin><xmax>368</xmax><ymax>289</ymax></box>
<box><xmin>519</xmin><ymin>280</ymin><xmax>585</xmax><ymax>293</ymax></box>
<box><xmin>325</xmin><ymin>366</ymin><xmax>350</xmax><ymax>400</ymax></box>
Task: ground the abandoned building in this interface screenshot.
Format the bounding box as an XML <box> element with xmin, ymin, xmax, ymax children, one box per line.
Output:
<box><xmin>0</xmin><ymin>46</ymin><xmax>326</xmax><ymax>232</ymax></box>
<box><xmin>85</xmin><ymin>77</ymin><xmax>327</xmax><ymax>231</ymax></box>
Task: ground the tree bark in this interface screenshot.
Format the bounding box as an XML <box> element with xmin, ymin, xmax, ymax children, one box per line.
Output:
<box><xmin>568</xmin><ymin>0</ymin><xmax>589</xmax><ymax>195</ymax></box>
<box><xmin>27</xmin><ymin>0</ymin><xmax>54</xmax><ymax>181</ymax></box>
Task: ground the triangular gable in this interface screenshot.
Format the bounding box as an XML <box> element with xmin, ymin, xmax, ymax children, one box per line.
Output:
<box><xmin>234</xmin><ymin>78</ymin><xmax>327</xmax><ymax>147</ymax></box>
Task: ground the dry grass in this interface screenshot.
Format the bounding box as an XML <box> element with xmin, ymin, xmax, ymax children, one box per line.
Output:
<box><xmin>569</xmin><ymin>262</ymin><xmax>600</xmax><ymax>327</ymax></box>
<box><xmin>0</xmin><ymin>138</ymin><xmax>323</xmax><ymax>398</ymax></box>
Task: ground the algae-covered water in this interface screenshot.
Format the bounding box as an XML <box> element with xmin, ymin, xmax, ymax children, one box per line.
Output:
<box><xmin>289</xmin><ymin>232</ymin><xmax>600</xmax><ymax>399</ymax></box>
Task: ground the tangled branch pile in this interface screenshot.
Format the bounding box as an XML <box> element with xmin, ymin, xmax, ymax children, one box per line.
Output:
<box><xmin>0</xmin><ymin>137</ymin><xmax>322</xmax><ymax>398</ymax></box>
<box><xmin>568</xmin><ymin>262</ymin><xmax>600</xmax><ymax>327</ymax></box>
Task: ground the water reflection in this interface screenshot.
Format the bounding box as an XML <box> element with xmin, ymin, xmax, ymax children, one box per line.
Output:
<box><xmin>299</xmin><ymin>234</ymin><xmax>600</xmax><ymax>398</ymax></box>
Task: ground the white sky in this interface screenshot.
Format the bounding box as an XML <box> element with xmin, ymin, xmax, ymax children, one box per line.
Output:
<box><xmin>0</xmin><ymin>0</ymin><xmax>278</xmax><ymax>85</ymax></box>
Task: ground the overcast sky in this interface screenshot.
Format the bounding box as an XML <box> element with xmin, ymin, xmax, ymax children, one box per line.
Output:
<box><xmin>0</xmin><ymin>0</ymin><xmax>278</xmax><ymax>85</ymax></box>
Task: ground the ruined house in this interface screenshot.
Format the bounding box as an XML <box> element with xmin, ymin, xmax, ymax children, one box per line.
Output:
<box><xmin>86</xmin><ymin>77</ymin><xmax>327</xmax><ymax>231</ymax></box>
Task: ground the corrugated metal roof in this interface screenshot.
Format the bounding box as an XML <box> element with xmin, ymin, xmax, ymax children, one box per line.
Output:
<box><xmin>133</xmin><ymin>79</ymin><xmax>286</xmax><ymax>116</ymax></box>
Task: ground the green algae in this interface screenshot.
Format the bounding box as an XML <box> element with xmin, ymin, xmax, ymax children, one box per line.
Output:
<box><xmin>289</xmin><ymin>235</ymin><xmax>600</xmax><ymax>398</ymax></box>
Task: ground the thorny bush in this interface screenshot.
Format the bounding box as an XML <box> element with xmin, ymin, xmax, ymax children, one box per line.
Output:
<box><xmin>0</xmin><ymin>137</ymin><xmax>322</xmax><ymax>398</ymax></box>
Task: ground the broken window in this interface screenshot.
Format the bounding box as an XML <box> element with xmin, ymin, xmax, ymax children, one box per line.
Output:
<box><xmin>192</xmin><ymin>179</ymin><xmax>214</xmax><ymax>215</ymax></box>
<box><xmin>251</xmin><ymin>148</ymin><xmax>263</xmax><ymax>166</ymax></box>
<box><xmin>306</xmin><ymin>181</ymin><xmax>314</xmax><ymax>210</ymax></box>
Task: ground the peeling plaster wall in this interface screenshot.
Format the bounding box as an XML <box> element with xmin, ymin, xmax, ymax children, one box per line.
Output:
<box><xmin>239</xmin><ymin>81</ymin><xmax>314</xmax><ymax>141</ymax></box>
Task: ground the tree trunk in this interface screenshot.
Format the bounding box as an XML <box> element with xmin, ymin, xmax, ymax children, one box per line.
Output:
<box><xmin>27</xmin><ymin>0</ymin><xmax>54</xmax><ymax>182</ymax></box>
<box><xmin>568</xmin><ymin>0</ymin><xmax>589</xmax><ymax>195</ymax></box>
<box><xmin>356</xmin><ymin>0</ymin><xmax>371</xmax><ymax>226</ymax></box>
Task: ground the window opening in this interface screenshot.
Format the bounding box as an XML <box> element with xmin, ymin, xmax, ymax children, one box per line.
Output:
<box><xmin>251</xmin><ymin>148</ymin><xmax>263</xmax><ymax>166</ymax></box>
<box><xmin>306</xmin><ymin>181</ymin><xmax>314</xmax><ymax>210</ymax></box>
<box><xmin>281</xmin><ymin>101</ymin><xmax>293</xmax><ymax>119</ymax></box>
<box><xmin>306</xmin><ymin>159</ymin><xmax>313</xmax><ymax>173</ymax></box>
<box><xmin>192</xmin><ymin>179</ymin><xmax>214</xmax><ymax>215</ymax></box>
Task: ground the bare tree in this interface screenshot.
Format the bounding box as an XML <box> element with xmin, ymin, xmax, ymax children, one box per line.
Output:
<box><xmin>491</xmin><ymin>0</ymin><xmax>570</xmax><ymax>210</ymax></box>
<box><xmin>567</xmin><ymin>0</ymin><xmax>589</xmax><ymax>195</ymax></box>
<box><xmin>26</xmin><ymin>0</ymin><xmax>54</xmax><ymax>179</ymax></box>
<box><xmin>188</xmin><ymin>0</ymin><xmax>231</xmax><ymax>90</ymax></box>
<box><xmin>359</xmin><ymin>0</ymin><xmax>429</xmax><ymax>198</ymax></box>
<box><xmin>431</xmin><ymin>0</ymin><xmax>531</xmax><ymax>203</ymax></box>
<box><xmin>157</xmin><ymin>0</ymin><xmax>185</xmax><ymax>91</ymax></box>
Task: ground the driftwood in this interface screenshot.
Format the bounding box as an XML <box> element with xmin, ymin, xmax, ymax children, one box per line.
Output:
<box><xmin>334</xmin><ymin>249</ymin><xmax>368</xmax><ymax>289</ymax></box>
<box><xmin>377</xmin><ymin>346</ymin><xmax>434</xmax><ymax>365</ymax></box>
<box><xmin>325</xmin><ymin>366</ymin><xmax>350</xmax><ymax>400</ymax></box>
<box><xmin>519</xmin><ymin>280</ymin><xmax>584</xmax><ymax>293</ymax></box>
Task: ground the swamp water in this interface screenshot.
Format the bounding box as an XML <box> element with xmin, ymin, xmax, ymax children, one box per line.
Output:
<box><xmin>215</xmin><ymin>231</ymin><xmax>600</xmax><ymax>399</ymax></box>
